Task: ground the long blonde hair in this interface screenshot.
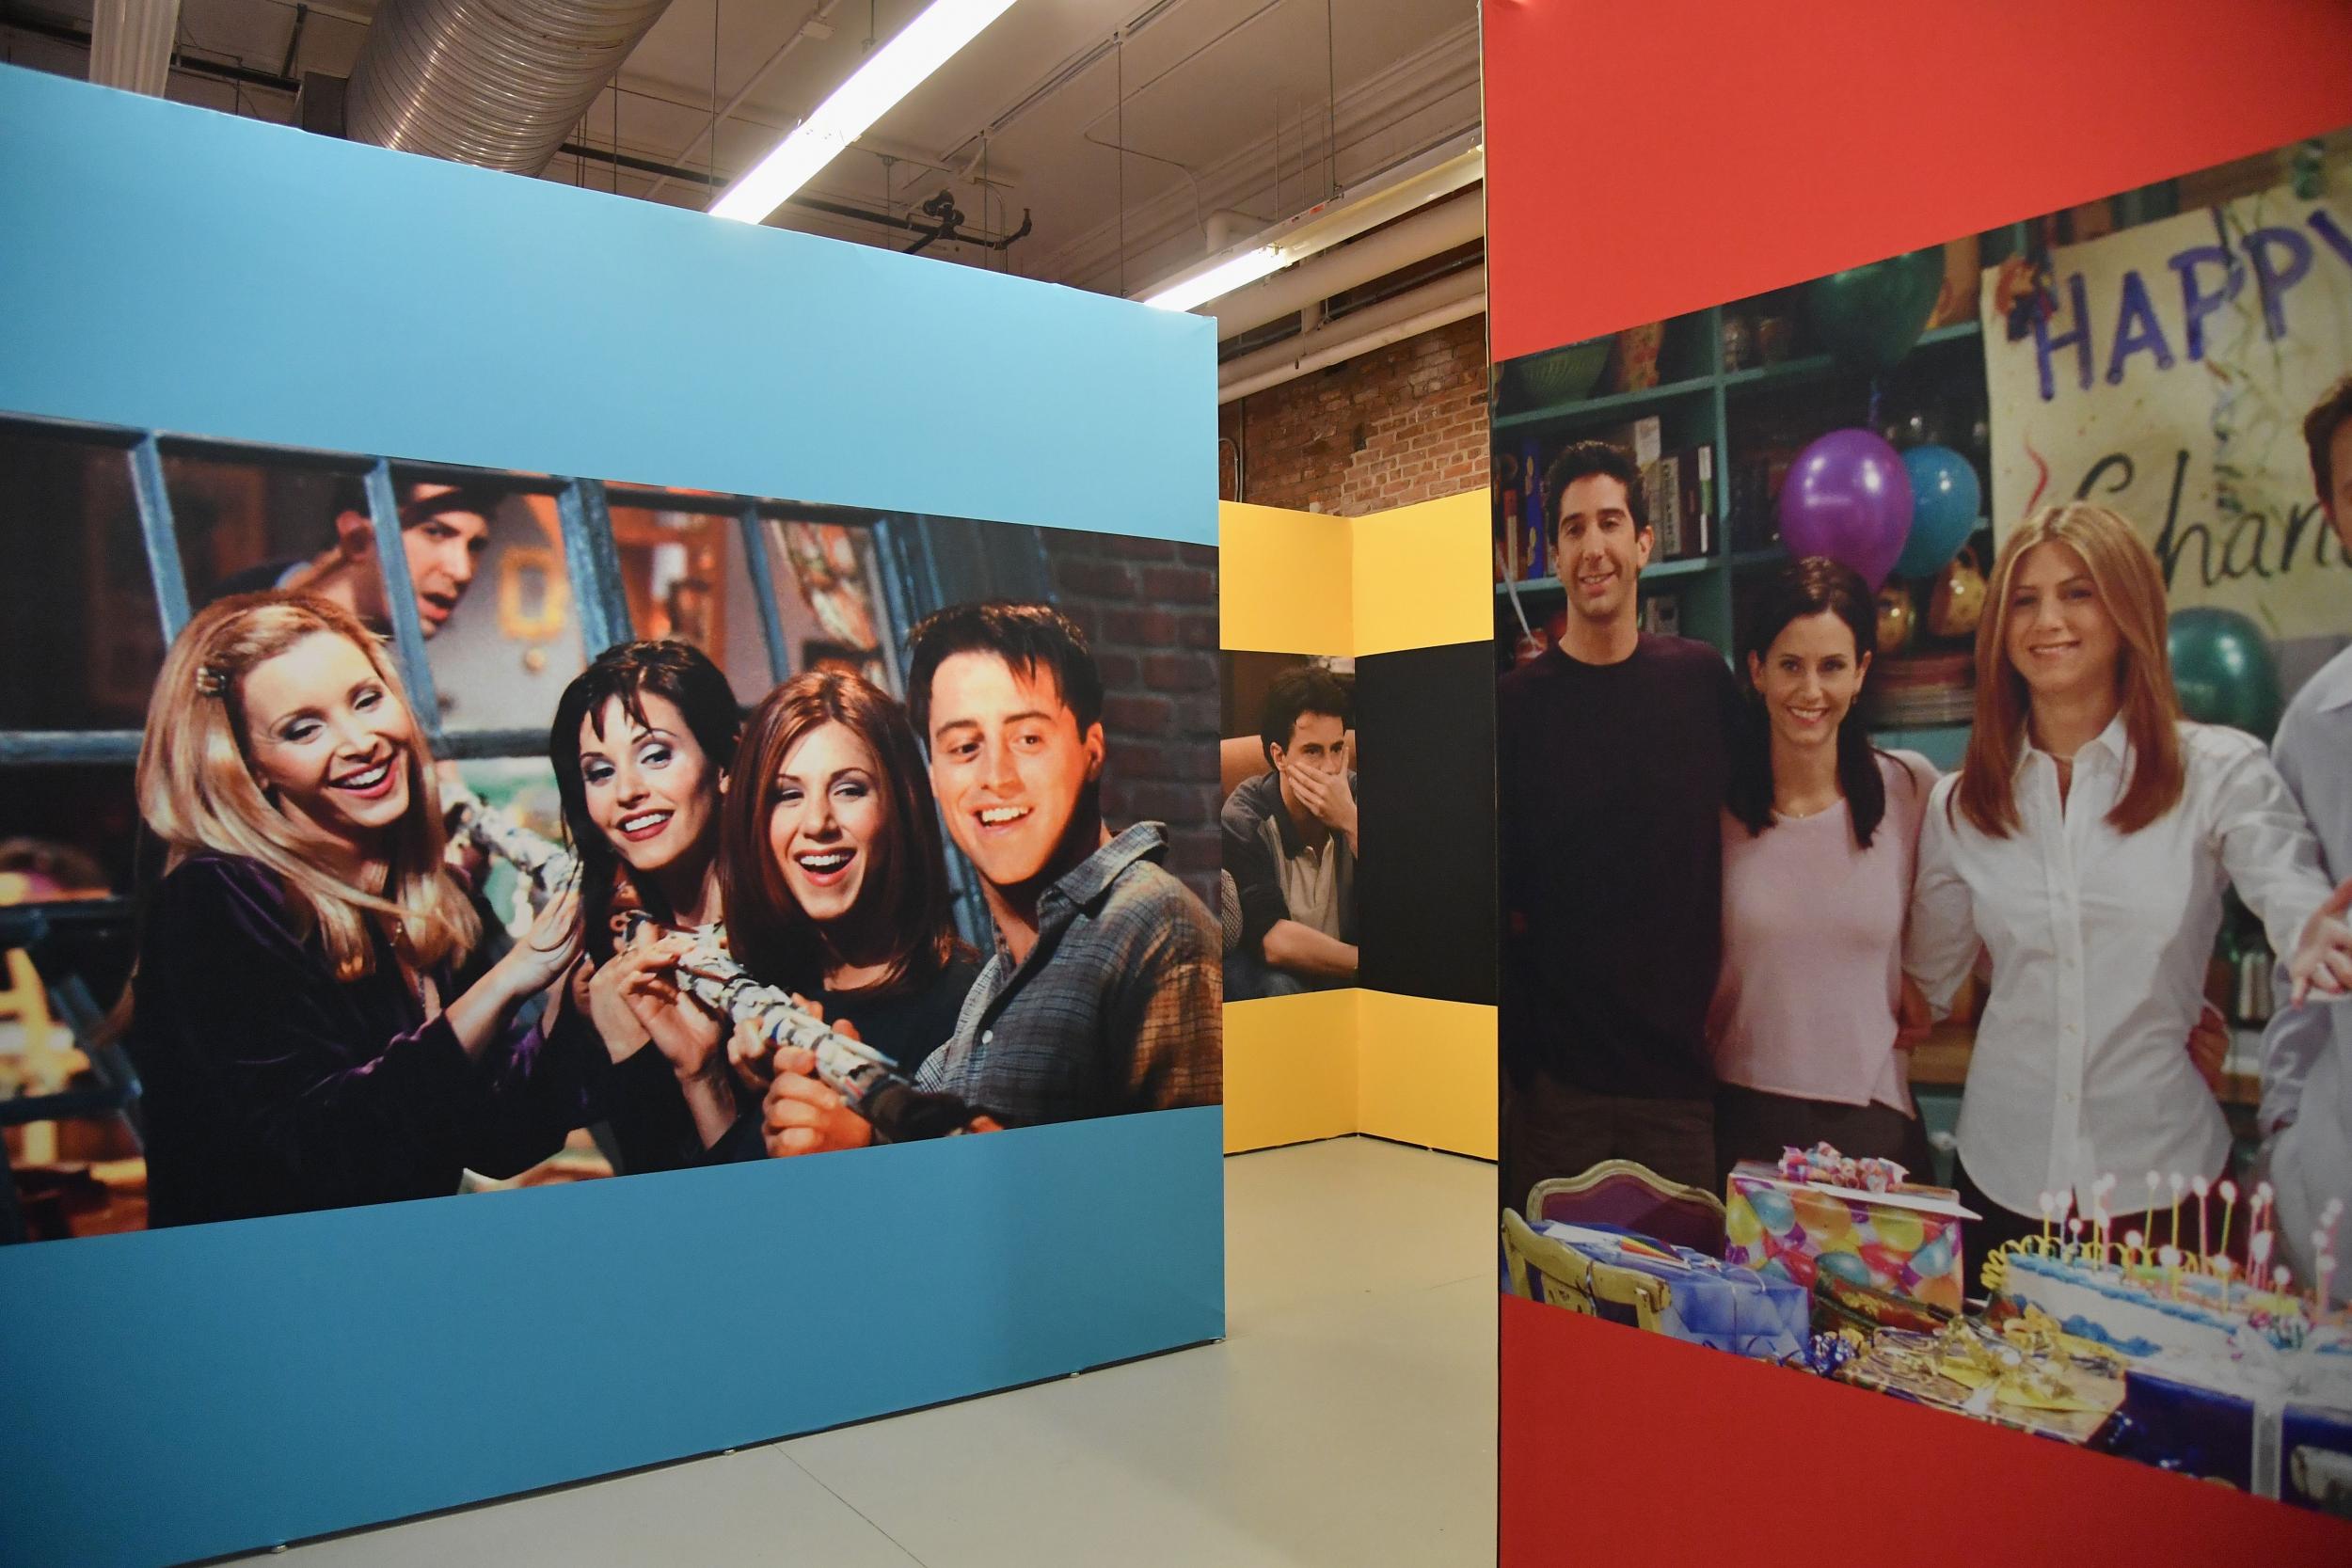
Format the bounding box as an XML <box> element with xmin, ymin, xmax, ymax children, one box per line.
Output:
<box><xmin>137</xmin><ymin>593</ymin><xmax>479</xmax><ymax>980</ymax></box>
<box><xmin>1954</xmin><ymin>501</ymin><xmax>2185</xmax><ymax>838</ymax></box>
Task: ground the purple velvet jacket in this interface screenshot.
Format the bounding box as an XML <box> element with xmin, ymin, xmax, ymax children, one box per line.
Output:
<box><xmin>125</xmin><ymin>853</ymin><xmax>609</xmax><ymax>1227</ymax></box>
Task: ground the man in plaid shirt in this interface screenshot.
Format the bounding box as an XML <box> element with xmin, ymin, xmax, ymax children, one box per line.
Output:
<box><xmin>762</xmin><ymin>601</ymin><xmax>1222</xmax><ymax>1148</ymax></box>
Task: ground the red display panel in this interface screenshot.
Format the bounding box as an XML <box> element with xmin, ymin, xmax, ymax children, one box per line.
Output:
<box><xmin>1501</xmin><ymin>1296</ymin><xmax>2352</xmax><ymax>1565</ymax></box>
<box><xmin>1482</xmin><ymin>0</ymin><xmax>2352</xmax><ymax>361</ymax></box>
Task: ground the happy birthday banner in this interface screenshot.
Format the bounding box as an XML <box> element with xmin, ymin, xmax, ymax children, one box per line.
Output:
<box><xmin>1983</xmin><ymin>181</ymin><xmax>2352</xmax><ymax>640</ymax></box>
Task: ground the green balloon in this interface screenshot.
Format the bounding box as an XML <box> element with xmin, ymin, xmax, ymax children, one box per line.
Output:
<box><xmin>1802</xmin><ymin>248</ymin><xmax>1946</xmax><ymax>372</ymax></box>
<box><xmin>2169</xmin><ymin>606</ymin><xmax>2283</xmax><ymax>739</ymax></box>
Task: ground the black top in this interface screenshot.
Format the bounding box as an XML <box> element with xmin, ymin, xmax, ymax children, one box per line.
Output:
<box><xmin>819</xmin><ymin>952</ymin><xmax>982</xmax><ymax>1079</ymax></box>
<box><xmin>125</xmin><ymin>853</ymin><xmax>609</xmax><ymax>1227</ymax></box>
<box><xmin>1495</xmin><ymin>636</ymin><xmax>1740</xmax><ymax>1100</ymax></box>
<box><xmin>705</xmin><ymin>953</ymin><xmax>983</xmax><ymax>1163</ymax></box>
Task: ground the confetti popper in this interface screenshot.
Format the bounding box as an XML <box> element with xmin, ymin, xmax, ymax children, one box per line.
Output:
<box><xmin>2168</xmin><ymin>1173</ymin><xmax>2186</xmax><ymax>1251</ymax></box>
<box><xmin>2193</xmin><ymin>1176</ymin><xmax>2213</xmax><ymax>1268</ymax></box>
<box><xmin>2219</xmin><ymin>1179</ymin><xmax>2240</xmax><ymax>1263</ymax></box>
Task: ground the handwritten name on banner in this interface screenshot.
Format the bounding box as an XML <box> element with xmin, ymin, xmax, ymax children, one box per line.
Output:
<box><xmin>1982</xmin><ymin>182</ymin><xmax>2352</xmax><ymax>640</ymax></box>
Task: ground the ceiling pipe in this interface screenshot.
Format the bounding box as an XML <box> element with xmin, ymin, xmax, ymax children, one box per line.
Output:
<box><xmin>1217</xmin><ymin>263</ymin><xmax>1486</xmax><ymax>404</ymax></box>
<box><xmin>1200</xmin><ymin>188</ymin><xmax>1484</xmax><ymax>340</ymax></box>
<box><xmin>346</xmin><ymin>0</ymin><xmax>678</xmax><ymax>175</ymax></box>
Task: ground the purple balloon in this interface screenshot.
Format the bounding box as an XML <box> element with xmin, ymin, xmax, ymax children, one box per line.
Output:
<box><xmin>1777</xmin><ymin>428</ymin><xmax>1914</xmax><ymax>589</ymax></box>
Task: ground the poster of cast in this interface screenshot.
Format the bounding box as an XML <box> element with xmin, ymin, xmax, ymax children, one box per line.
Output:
<box><xmin>1217</xmin><ymin>652</ymin><xmax>1359</xmax><ymax>1004</ymax></box>
<box><xmin>1492</xmin><ymin>130</ymin><xmax>2352</xmax><ymax>1513</ymax></box>
<box><xmin>0</xmin><ymin>437</ymin><xmax>1221</xmax><ymax>1242</ymax></box>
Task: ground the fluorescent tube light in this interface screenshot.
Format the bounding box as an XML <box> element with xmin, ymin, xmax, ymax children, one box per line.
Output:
<box><xmin>1141</xmin><ymin>246</ymin><xmax>1288</xmax><ymax>311</ymax></box>
<box><xmin>711</xmin><ymin>0</ymin><xmax>1023</xmax><ymax>224</ymax></box>
<box><xmin>1133</xmin><ymin>137</ymin><xmax>1486</xmax><ymax>314</ymax></box>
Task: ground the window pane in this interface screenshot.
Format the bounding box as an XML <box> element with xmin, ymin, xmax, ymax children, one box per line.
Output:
<box><xmin>0</xmin><ymin>427</ymin><xmax>163</xmax><ymax>732</ymax></box>
<box><xmin>764</xmin><ymin>515</ymin><xmax>898</xmax><ymax>693</ymax></box>
<box><xmin>409</xmin><ymin>480</ymin><xmax>588</xmax><ymax>736</ymax></box>
<box><xmin>604</xmin><ymin>497</ymin><xmax>776</xmax><ymax>705</ymax></box>
<box><xmin>163</xmin><ymin>451</ymin><xmax>354</xmax><ymax>608</ymax></box>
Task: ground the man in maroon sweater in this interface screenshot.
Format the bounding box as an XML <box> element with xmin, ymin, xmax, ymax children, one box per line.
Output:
<box><xmin>1497</xmin><ymin>440</ymin><xmax>1742</xmax><ymax>1212</ymax></box>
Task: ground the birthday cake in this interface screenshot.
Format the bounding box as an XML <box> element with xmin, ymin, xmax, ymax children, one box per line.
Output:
<box><xmin>1994</xmin><ymin>1248</ymin><xmax>2305</xmax><ymax>1361</ymax></box>
<box><xmin>1988</xmin><ymin>1178</ymin><xmax>2344</xmax><ymax>1365</ymax></box>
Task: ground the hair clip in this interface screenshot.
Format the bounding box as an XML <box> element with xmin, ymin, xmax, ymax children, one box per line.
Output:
<box><xmin>194</xmin><ymin>664</ymin><xmax>229</xmax><ymax>698</ymax></box>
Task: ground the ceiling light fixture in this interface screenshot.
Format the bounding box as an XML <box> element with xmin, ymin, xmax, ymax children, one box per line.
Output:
<box><xmin>710</xmin><ymin>0</ymin><xmax>1024</xmax><ymax>224</ymax></box>
<box><xmin>1141</xmin><ymin>245</ymin><xmax>1288</xmax><ymax>311</ymax></box>
<box><xmin>1131</xmin><ymin>136</ymin><xmax>1486</xmax><ymax>316</ymax></box>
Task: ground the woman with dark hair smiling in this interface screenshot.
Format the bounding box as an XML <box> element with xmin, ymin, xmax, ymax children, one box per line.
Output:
<box><xmin>546</xmin><ymin>640</ymin><xmax>748</xmax><ymax>1167</ymax></box>
<box><xmin>1708</xmin><ymin>558</ymin><xmax>1937</xmax><ymax>1189</ymax></box>
<box><xmin>715</xmin><ymin>670</ymin><xmax>980</xmax><ymax>1130</ymax></box>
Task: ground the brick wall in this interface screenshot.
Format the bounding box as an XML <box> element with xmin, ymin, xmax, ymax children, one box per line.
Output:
<box><xmin>1038</xmin><ymin>530</ymin><xmax>1222</xmax><ymax>911</ymax></box>
<box><xmin>1220</xmin><ymin>313</ymin><xmax>1491</xmax><ymax>515</ymax></box>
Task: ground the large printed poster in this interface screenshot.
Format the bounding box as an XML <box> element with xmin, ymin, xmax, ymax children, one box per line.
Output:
<box><xmin>1985</xmin><ymin>182</ymin><xmax>2352</xmax><ymax>637</ymax></box>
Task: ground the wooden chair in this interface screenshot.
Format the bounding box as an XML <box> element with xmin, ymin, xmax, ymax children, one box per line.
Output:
<box><xmin>1526</xmin><ymin>1159</ymin><xmax>1727</xmax><ymax>1258</ymax></box>
<box><xmin>1501</xmin><ymin>1208</ymin><xmax>1671</xmax><ymax>1330</ymax></box>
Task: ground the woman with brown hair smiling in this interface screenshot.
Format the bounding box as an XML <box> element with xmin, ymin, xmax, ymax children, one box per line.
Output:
<box><xmin>1905</xmin><ymin>501</ymin><xmax>2352</xmax><ymax>1259</ymax></box>
<box><xmin>713</xmin><ymin>670</ymin><xmax>980</xmax><ymax>1151</ymax></box>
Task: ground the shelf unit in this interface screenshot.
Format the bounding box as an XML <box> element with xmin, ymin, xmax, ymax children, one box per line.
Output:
<box><xmin>1492</xmin><ymin>310</ymin><xmax>1989</xmax><ymax>737</ymax></box>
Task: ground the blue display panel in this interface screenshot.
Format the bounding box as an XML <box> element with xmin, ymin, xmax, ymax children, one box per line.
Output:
<box><xmin>0</xmin><ymin>65</ymin><xmax>1222</xmax><ymax>1568</ymax></box>
<box><xmin>0</xmin><ymin>67</ymin><xmax>1215</xmax><ymax>548</ymax></box>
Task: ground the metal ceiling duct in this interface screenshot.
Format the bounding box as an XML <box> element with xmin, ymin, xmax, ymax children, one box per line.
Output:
<box><xmin>346</xmin><ymin>0</ymin><xmax>678</xmax><ymax>175</ymax></box>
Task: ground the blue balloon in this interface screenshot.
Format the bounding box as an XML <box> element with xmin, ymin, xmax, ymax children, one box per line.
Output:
<box><xmin>1895</xmin><ymin>445</ymin><xmax>1981</xmax><ymax>578</ymax></box>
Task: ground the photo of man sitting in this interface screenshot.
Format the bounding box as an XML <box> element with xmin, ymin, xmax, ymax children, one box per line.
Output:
<box><xmin>1222</xmin><ymin>663</ymin><xmax>1359</xmax><ymax>1001</ymax></box>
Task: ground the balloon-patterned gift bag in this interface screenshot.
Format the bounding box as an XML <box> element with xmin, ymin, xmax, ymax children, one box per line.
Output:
<box><xmin>1724</xmin><ymin>1162</ymin><xmax>1978</xmax><ymax>1316</ymax></box>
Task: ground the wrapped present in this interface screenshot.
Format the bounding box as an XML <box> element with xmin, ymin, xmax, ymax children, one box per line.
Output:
<box><xmin>2095</xmin><ymin>1334</ymin><xmax>2352</xmax><ymax>1515</ymax></box>
<box><xmin>1841</xmin><ymin>1317</ymin><xmax>2125</xmax><ymax>1446</ymax></box>
<box><xmin>1534</xmin><ymin>1220</ymin><xmax>1809</xmax><ymax>1362</ymax></box>
<box><xmin>1725</xmin><ymin>1157</ymin><xmax>1977</xmax><ymax>1315</ymax></box>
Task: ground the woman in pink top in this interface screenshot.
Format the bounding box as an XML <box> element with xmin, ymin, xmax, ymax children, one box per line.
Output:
<box><xmin>1708</xmin><ymin>558</ymin><xmax>1937</xmax><ymax>1192</ymax></box>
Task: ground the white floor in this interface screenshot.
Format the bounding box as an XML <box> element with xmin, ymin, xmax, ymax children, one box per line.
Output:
<box><xmin>234</xmin><ymin>1137</ymin><xmax>1499</xmax><ymax>1568</ymax></box>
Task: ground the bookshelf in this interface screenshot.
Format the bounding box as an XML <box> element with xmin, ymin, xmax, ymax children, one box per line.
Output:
<box><xmin>1492</xmin><ymin>308</ymin><xmax>1992</xmax><ymax>750</ymax></box>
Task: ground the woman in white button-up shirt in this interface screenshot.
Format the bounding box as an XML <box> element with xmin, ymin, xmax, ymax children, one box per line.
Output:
<box><xmin>1905</xmin><ymin>502</ymin><xmax>2352</xmax><ymax>1261</ymax></box>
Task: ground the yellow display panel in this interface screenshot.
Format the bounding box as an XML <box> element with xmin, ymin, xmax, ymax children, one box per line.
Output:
<box><xmin>1355</xmin><ymin>990</ymin><xmax>1499</xmax><ymax>1161</ymax></box>
<box><xmin>1222</xmin><ymin>990</ymin><xmax>1361</xmax><ymax>1152</ymax></box>
<box><xmin>1350</xmin><ymin>490</ymin><xmax>1492</xmax><ymax>657</ymax></box>
<box><xmin>1217</xmin><ymin>500</ymin><xmax>1354</xmax><ymax>656</ymax></box>
<box><xmin>1217</xmin><ymin>489</ymin><xmax>1498</xmax><ymax>1160</ymax></box>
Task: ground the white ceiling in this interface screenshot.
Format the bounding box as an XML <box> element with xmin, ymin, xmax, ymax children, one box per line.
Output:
<box><xmin>3</xmin><ymin>0</ymin><xmax>1481</xmax><ymax>297</ymax></box>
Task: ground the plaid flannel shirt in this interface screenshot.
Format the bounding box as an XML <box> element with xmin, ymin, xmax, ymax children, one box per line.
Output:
<box><xmin>914</xmin><ymin>821</ymin><xmax>1223</xmax><ymax>1125</ymax></box>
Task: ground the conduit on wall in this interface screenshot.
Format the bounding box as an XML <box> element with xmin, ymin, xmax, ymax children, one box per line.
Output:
<box><xmin>1217</xmin><ymin>263</ymin><xmax>1486</xmax><ymax>404</ymax></box>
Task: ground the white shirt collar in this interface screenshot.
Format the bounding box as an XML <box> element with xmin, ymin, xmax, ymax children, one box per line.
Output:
<box><xmin>2311</xmin><ymin>644</ymin><xmax>2352</xmax><ymax>715</ymax></box>
<box><xmin>2014</xmin><ymin>708</ymin><xmax>2132</xmax><ymax>777</ymax></box>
